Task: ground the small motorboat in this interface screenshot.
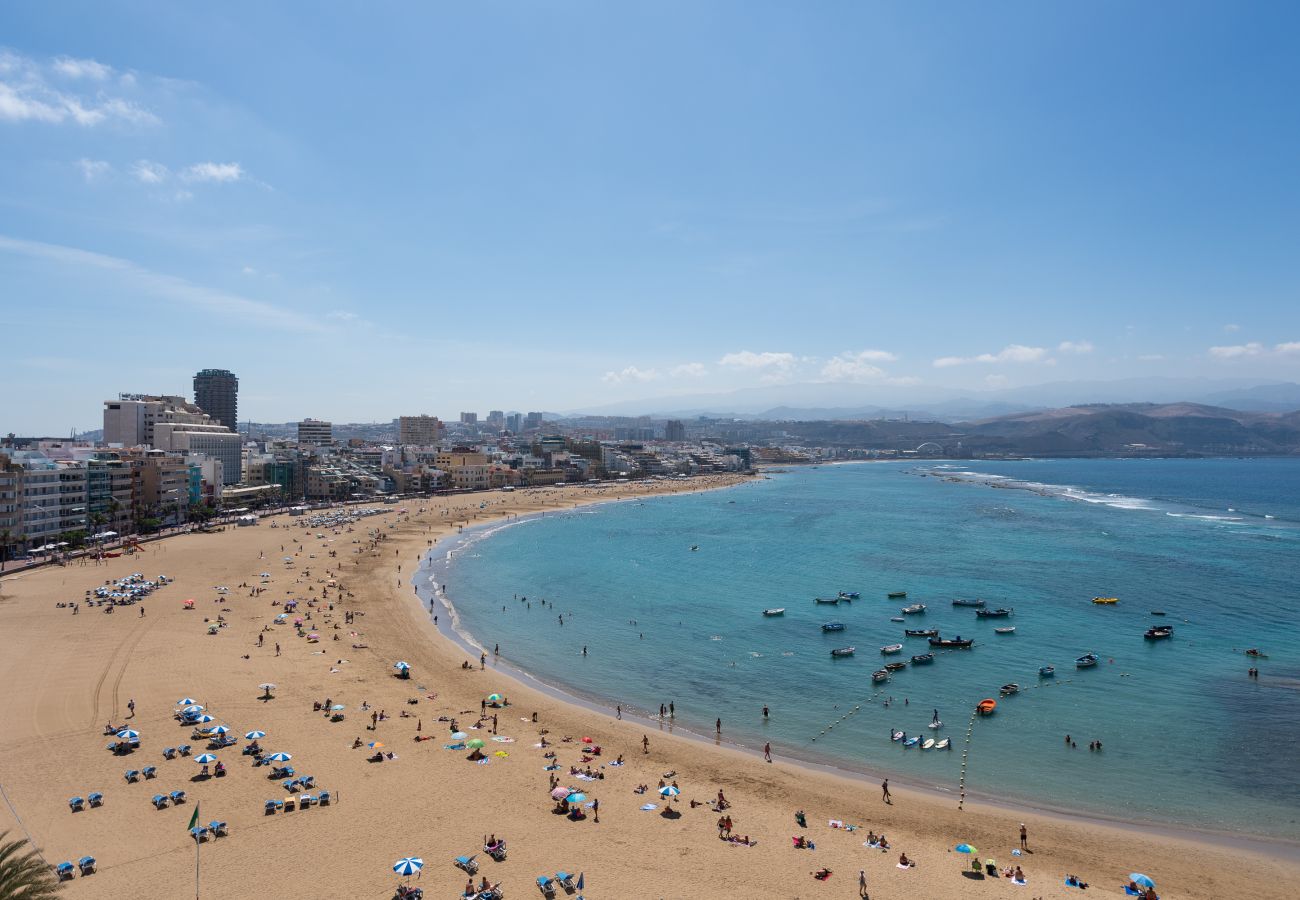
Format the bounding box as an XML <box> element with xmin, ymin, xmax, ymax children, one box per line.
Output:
<box><xmin>1076</xmin><ymin>653</ymin><xmax>1099</xmax><ymax>668</ymax></box>
<box><xmin>1144</xmin><ymin>625</ymin><xmax>1173</xmax><ymax>640</ymax></box>
<box><xmin>838</xmin><ymin>591</ymin><xmax>860</xmax><ymax>600</ymax></box>
<box><xmin>814</xmin><ymin>596</ymin><xmax>840</xmax><ymax>605</ymax></box>
<box><xmin>1092</xmin><ymin>597</ymin><xmax>1119</xmax><ymax>605</ymax></box>
<box><xmin>762</xmin><ymin>608</ymin><xmax>786</xmax><ymax>617</ymax></box>
<box><xmin>975</xmin><ymin>607</ymin><xmax>1013</xmax><ymax>618</ymax></box>
<box><xmin>994</xmin><ymin>626</ymin><xmax>1016</xmax><ymax>634</ymax></box>
<box><xmin>889</xmin><ymin>617</ymin><xmax>905</xmax><ymax>623</ymax></box>
<box><xmin>1150</xmin><ymin>610</ymin><xmax>1167</xmax><ymax>616</ymax></box>
<box><xmin>910</xmin><ymin>653</ymin><xmax>935</xmax><ymax>665</ymax></box>
<box><xmin>903</xmin><ymin>735</ymin><xmax>920</xmax><ymax>747</ymax></box>
<box><xmin>1038</xmin><ymin>664</ymin><xmax>1055</xmax><ymax>678</ymax></box>
<box><xmin>928</xmin><ymin>636</ymin><xmax>973</xmax><ymax>648</ymax></box>
<box><xmin>830</xmin><ymin>647</ymin><xmax>856</xmax><ymax>658</ymax></box>
<box><xmin>904</xmin><ymin>628</ymin><xmax>939</xmax><ymax>637</ymax></box>
<box><xmin>1244</xmin><ymin>649</ymin><xmax>1269</xmax><ymax>659</ymax></box>
<box><xmin>951</xmin><ymin>598</ymin><xmax>985</xmax><ymax>607</ymax></box>
<box><xmin>976</xmin><ymin>698</ymin><xmax>997</xmax><ymax>716</ymax></box>
<box><xmin>887</xmin><ymin>591</ymin><xmax>907</xmax><ymax>599</ymax></box>
<box><xmin>883</xmin><ymin>661</ymin><xmax>908</xmax><ymax>672</ymax></box>
<box><xmin>900</xmin><ymin>604</ymin><xmax>927</xmax><ymax>614</ymax></box>
<box><xmin>880</xmin><ymin>643</ymin><xmax>903</xmax><ymax>654</ymax></box>
<box><xmin>890</xmin><ymin>730</ymin><xmax>905</xmax><ymax>741</ymax></box>
<box><xmin>921</xmin><ymin>738</ymin><xmax>935</xmax><ymax>750</ymax></box>
<box><xmin>822</xmin><ymin>622</ymin><xmax>846</xmax><ymax>632</ymax></box>
<box><xmin>872</xmin><ymin>670</ymin><xmax>890</xmax><ymax>683</ymax></box>
<box><xmin>934</xmin><ymin>737</ymin><xmax>951</xmax><ymax>750</ymax></box>
<box><xmin>999</xmin><ymin>683</ymin><xmax>1020</xmax><ymax>695</ymax></box>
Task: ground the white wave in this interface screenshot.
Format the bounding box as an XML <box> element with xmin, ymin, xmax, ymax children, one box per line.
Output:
<box><xmin>1166</xmin><ymin>513</ymin><xmax>1245</xmax><ymax>522</ymax></box>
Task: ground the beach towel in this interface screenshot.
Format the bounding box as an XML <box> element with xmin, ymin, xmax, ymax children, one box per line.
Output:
<box><xmin>640</xmin><ymin>803</ymin><xmax>657</xmax><ymax>811</ymax></box>
<box><xmin>1013</xmin><ymin>879</ymin><xmax>1028</xmax><ymax>886</ymax></box>
<box><xmin>575</xmin><ymin>774</ymin><xmax>596</xmax><ymax>781</ymax></box>
<box><xmin>609</xmin><ymin>760</ymin><xmax>624</xmax><ymax>767</ymax></box>
<box><xmin>476</xmin><ymin>759</ymin><xmax>490</xmax><ymax>765</ymax></box>
<box><xmin>828</xmin><ymin>819</ymin><xmax>843</xmax><ymax>828</ymax></box>
<box><xmin>896</xmin><ymin>864</ymin><xmax>913</xmax><ymax>870</ymax></box>
<box><xmin>1064</xmin><ymin>879</ymin><xmax>1086</xmax><ymax>889</ymax></box>
<box><xmin>543</xmin><ymin>764</ymin><xmax>560</xmax><ymax>771</ymax></box>
<box><xmin>491</xmin><ymin>736</ymin><xmax>514</xmax><ymax>743</ymax></box>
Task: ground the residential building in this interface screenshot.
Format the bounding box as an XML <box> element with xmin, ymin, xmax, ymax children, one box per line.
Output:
<box><xmin>665</xmin><ymin>420</ymin><xmax>686</xmax><ymax>442</ymax></box>
<box><xmin>486</xmin><ymin>410</ymin><xmax>505</xmax><ymax>429</ymax></box>
<box><xmin>0</xmin><ymin>450</ymin><xmax>89</xmax><ymax>553</ymax></box>
<box><xmin>128</xmin><ymin>450</ymin><xmax>191</xmax><ymax>527</ymax></box>
<box><xmin>505</xmin><ymin>413</ymin><xmax>522</xmax><ymax>433</ymax></box>
<box><xmin>103</xmin><ymin>394</ymin><xmax>216</xmax><ymax>446</ymax></box>
<box><xmin>297</xmin><ymin>418</ymin><xmax>334</xmax><ymax>446</ymax></box>
<box><xmin>193</xmin><ymin>368</ymin><xmax>239</xmax><ymax>429</ymax></box>
<box><xmin>152</xmin><ymin>423</ymin><xmax>243</xmax><ymax>485</ymax></box>
<box><xmin>459</xmin><ymin>412</ymin><xmax>478</xmax><ymax>425</ymax></box>
<box><xmin>524</xmin><ymin>412</ymin><xmax>543</xmax><ymax>430</ymax></box>
<box><xmin>85</xmin><ymin>453</ymin><xmax>136</xmax><ymax>536</ymax></box>
<box><xmin>399</xmin><ymin>415</ymin><xmax>444</xmax><ymax>446</ymax></box>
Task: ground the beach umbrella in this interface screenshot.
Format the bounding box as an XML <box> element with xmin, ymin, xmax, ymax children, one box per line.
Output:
<box><xmin>394</xmin><ymin>661</ymin><xmax>410</xmax><ymax>670</ymax></box>
<box><xmin>451</xmin><ymin>732</ymin><xmax>468</xmax><ymax>741</ymax></box>
<box><xmin>245</xmin><ymin>730</ymin><xmax>267</xmax><ymax>740</ymax></box>
<box><xmin>466</xmin><ymin>739</ymin><xmax>486</xmax><ymax>749</ymax></box>
<box><xmin>368</xmin><ymin>741</ymin><xmax>385</xmax><ymax>749</ymax></box>
<box><xmin>954</xmin><ymin>844</ymin><xmax>978</xmax><ymax>855</ymax></box>
<box><xmin>177</xmin><ymin>698</ymin><xmax>198</xmax><ymax>706</ymax></box>
<box><xmin>196</xmin><ymin>714</ymin><xmax>215</xmax><ymax>724</ymax></box>
<box><xmin>1130</xmin><ymin>874</ymin><xmax>1156</xmax><ymax>890</ymax></box>
<box><xmin>208</xmin><ymin>725</ymin><xmax>231</xmax><ymax>735</ymax></box>
<box><xmin>181</xmin><ymin>705</ymin><xmax>204</xmax><ymax>713</ymax></box>
<box><xmin>266</xmin><ymin>752</ymin><xmax>292</xmax><ymax>762</ymax></box>
<box><xmin>193</xmin><ymin>754</ymin><xmax>217</xmax><ymax>764</ymax></box>
<box><xmin>565</xmin><ymin>792</ymin><xmax>587</xmax><ymax>804</ymax></box>
<box><xmin>116</xmin><ymin>729</ymin><xmax>139</xmax><ymax>740</ymax></box>
<box><xmin>486</xmin><ymin>693</ymin><xmax>503</xmax><ymax>703</ymax></box>
<box><xmin>581</xmin><ymin>736</ymin><xmax>593</xmax><ymax>744</ymax></box>
<box><xmin>658</xmin><ymin>785</ymin><xmax>680</xmax><ymax>797</ymax></box>
<box><xmin>550</xmin><ymin>787</ymin><xmax>570</xmax><ymax>800</ymax></box>
<box><xmin>392</xmin><ymin>857</ymin><xmax>424</xmax><ymax>877</ymax></box>
<box><xmin>259</xmin><ymin>683</ymin><xmax>276</xmax><ymax>691</ymax></box>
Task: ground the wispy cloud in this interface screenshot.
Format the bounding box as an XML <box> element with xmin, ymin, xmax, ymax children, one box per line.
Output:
<box><xmin>0</xmin><ymin>234</ymin><xmax>325</xmax><ymax>333</ymax></box>
<box><xmin>819</xmin><ymin>349</ymin><xmax>899</xmax><ymax>383</ymax></box>
<box><xmin>718</xmin><ymin>350</ymin><xmax>800</xmax><ymax>384</ymax></box>
<box><xmin>933</xmin><ymin>344</ymin><xmax>1050</xmax><ymax>368</ymax></box>
<box><xmin>1210</xmin><ymin>341</ymin><xmax>1300</xmax><ymax>359</ymax></box>
<box><xmin>132</xmin><ymin>159</ymin><xmax>169</xmax><ymax>184</ymax></box>
<box><xmin>76</xmin><ymin>158</ymin><xmax>111</xmax><ymax>182</ymax></box>
<box><xmin>181</xmin><ymin>161</ymin><xmax>243</xmax><ymax>183</ymax></box>
<box><xmin>0</xmin><ymin>50</ymin><xmax>158</xmax><ymax>126</ymax></box>
<box><xmin>602</xmin><ymin>365</ymin><xmax>661</xmax><ymax>384</ymax></box>
<box><xmin>1058</xmin><ymin>340</ymin><xmax>1094</xmax><ymax>354</ymax></box>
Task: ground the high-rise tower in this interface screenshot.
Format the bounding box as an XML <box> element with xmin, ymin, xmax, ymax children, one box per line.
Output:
<box><xmin>193</xmin><ymin>368</ymin><xmax>239</xmax><ymax>430</ymax></box>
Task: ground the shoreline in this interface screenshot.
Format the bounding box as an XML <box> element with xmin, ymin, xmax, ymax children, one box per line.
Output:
<box><xmin>420</xmin><ymin>495</ymin><xmax>1300</xmax><ymax>862</ymax></box>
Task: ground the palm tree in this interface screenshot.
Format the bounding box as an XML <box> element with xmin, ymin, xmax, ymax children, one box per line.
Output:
<box><xmin>0</xmin><ymin>830</ymin><xmax>63</xmax><ymax>898</ymax></box>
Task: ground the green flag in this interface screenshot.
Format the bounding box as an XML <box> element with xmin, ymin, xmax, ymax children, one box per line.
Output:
<box><xmin>187</xmin><ymin>801</ymin><xmax>200</xmax><ymax>831</ymax></box>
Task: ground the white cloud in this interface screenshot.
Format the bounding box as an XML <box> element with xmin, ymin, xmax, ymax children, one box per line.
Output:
<box><xmin>0</xmin><ymin>234</ymin><xmax>325</xmax><ymax>333</ymax></box>
<box><xmin>718</xmin><ymin>351</ymin><xmax>796</xmax><ymax>370</ymax></box>
<box><xmin>76</xmin><ymin>158</ymin><xmax>110</xmax><ymax>182</ymax></box>
<box><xmin>819</xmin><ymin>350</ymin><xmax>896</xmax><ymax>383</ymax></box>
<box><xmin>933</xmin><ymin>344</ymin><xmax>1050</xmax><ymax>367</ymax></box>
<box><xmin>132</xmin><ymin>159</ymin><xmax>169</xmax><ymax>184</ymax></box>
<box><xmin>52</xmin><ymin>56</ymin><xmax>113</xmax><ymax>80</ymax></box>
<box><xmin>181</xmin><ymin>161</ymin><xmax>244</xmax><ymax>183</ymax></box>
<box><xmin>1276</xmin><ymin>342</ymin><xmax>1300</xmax><ymax>355</ymax></box>
<box><xmin>1208</xmin><ymin>342</ymin><xmax>1264</xmax><ymax>359</ymax></box>
<box><xmin>602</xmin><ymin>366</ymin><xmax>661</xmax><ymax>384</ymax></box>
<box><xmin>0</xmin><ymin>51</ymin><xmax>158</xmax><ymax>126</ymax></box>
<box><xmin>1058</xmin><ymin>340</ymin><xmax>1094</xmax><ymax>354</ymax></box>
<box><xmin>670</xmin><ymin>362</ymin><xmax>708</xmax><ymax>378</ymax></box>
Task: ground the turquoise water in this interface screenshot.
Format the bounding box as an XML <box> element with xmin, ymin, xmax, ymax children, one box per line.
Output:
<box><xmin>430</xmin><ymin>460</ymin><xmax>1300</xmax><ymax>840</ymax></box>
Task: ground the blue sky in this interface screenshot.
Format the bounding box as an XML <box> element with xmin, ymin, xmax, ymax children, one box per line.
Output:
<box><xmin>2</xmin><ymin>1</ymin><xmax>1298</xmax><ymax>432</ymax></box>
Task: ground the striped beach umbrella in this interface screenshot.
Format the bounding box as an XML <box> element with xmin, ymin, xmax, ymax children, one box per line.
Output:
<box><xmin>208</xmin><ymin>725</ymin><xmax>231</xmax><ymax>735</ymax></box>
<box><xmin>486</xmin><ymin>693</ymin><xmax>503</xmax><ymax>703</ymax></box>
<box><xmin>193</xmin><ymin>754</ymin><xmax>217</xmax><ymax>764</ymax></box>
<box><xmin>658</xmin><ymin>785</ymin><xmax>680</xmax><ymax>797</ymax></box>
<box><xmin>194</xmin><ymin>714</ymin><xmax>214</xmax><ymax>724</ymax></box>
<box><xmin>177</xmin><ymin>698</ymin><xmax>198</xmax><ymax>706</ymax></box>
<box><xmin>955</xmin><ymin>843</ymin><xmax>978</xmax><ymax>854</ymax></box>
<box><xmin>551</xmin><ymin>787</ymin><xmax>570</xmax><ymax>800</ymax></box>
<box><xmin>368</xmin><ymin>741</ymin><xmax>384</xmax><ymax>750</ymax></box>
<box><xmin>266</xmin><ymin>751</ymin><xmax>292</xmax><ymax>762</ymax></box>
<box><xmin>116</xmin><ymin>729</ymin><xmax>140</xmax><ymax>740</ymax></box>
<box><xmin>182</xmin><ymin>705</ymin><xmax>204</xmax><ymax>713</ymax></box>
<box><xmin>244</xmin><ymin>730</ymin><xmax>267</xmax><ymax>740</ymax></box>
<box><xmin>392</xmin><ymin>857</ymin><xmax>424</xmax><ymax>877</ymax></box>
<box><xmin>393</xmin><ymin>661</ymin><xmax>410</xmax><ymax>670</ymax></box>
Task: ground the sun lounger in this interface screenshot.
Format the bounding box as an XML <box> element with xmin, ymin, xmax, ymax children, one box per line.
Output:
<box><xmin>68</xmin><ymin>796</ymin><xmax>85</xmax><ymax>812</ymax></box>
<box><xmin>281</xmin><ymin>778</ymin><xmax>298</xmax><ymax>792</ymax></box>
<box><xmin>298</xmin><ymin>774</ymin><xmax>315</xmax><ymax>788</ymax></box>
<box><xmin>124</xmin><ymin>769</ymin><xmax>140</xmax><ymax>783</ymax></box>
<box><xmin>209</xmin><ymin>820</ymin><xmax>228</xmax><ymax>837</ymax></box>
<box><xmin>178</xmin><ymin>745</ymin><xmax>192</xmax><ymax>756</ymax></box>
<box><xmin>485</xmin><ymin>841</ymin><xmax>506</xmax><ymax>861</ymax></box>
<box><xmin>191</xmin><ymin>825</ymin><xmax>208</xmax><ymax>842</ymax></box>
<box><xmin>299</xmin><ymin>794</ymin><xmax>315</xmax><ymax>807</ymax></box>
<box><xmin>88</xmin><ymin>792</ymin><xmax>103</xmax><ymax>807</ymax></box>
<box><xmin>536</xmin><ymin>875</ymin><xmax>556</xmax><ymax>897</ymax></box>
<box><xmin>284</xmin><ymin>797</ymin><xmax>295</xmax><ymax>812</ymax></box>
<box><xmin>163</xmin><ymin>747</ymin><xmax>177</xmax><ymax>759</ymax></box>
<box><xmin>265</xmin><ymin>799</ymin><xmax>280</xmax><ymax>814</ymax></box>
<box><xmin>318</xmin><ymin>790</ymin><xmax>331</xmax><ymax>805</ymax></box>
<box><xmin>455</xmin><ymin>855</ymin><xmax>478</xmax><ymax>874</ymax></box>
<box><xmin>556</xmin><ymin>871</ymin><xmax>576</xmax><ymax>890</ymax></box>
<box><xmin>78</xmin><ymin>856</ymin><xmax>96</xmax><ymax>876</ymax></box>
<box><xmin>169</xmin><ymin>790</ymin><xmax>187</xmax><ymax>804</ymax></box>
<box><xmin>142</xmin><ymin>766</ymin><xmax>157</xmax><ymax>779</ymax></box>
<box><xmin>55</xmin><ymin>861</ymin><xmax>75</xmax><ymax>881</ymax></box>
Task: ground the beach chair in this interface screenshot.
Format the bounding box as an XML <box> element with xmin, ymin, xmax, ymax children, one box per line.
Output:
<box><xmin>190</xmin><ymin>825</ymin><xmax>208</xmax><ymax>843</ymax></box>
<box><xmin>88</xmin><ymin>792</ymin><xmax>104</xmax><ymax>808</ymax></box>
<box><xmin>152</xmin><ymin>794</ymin><xmax>169</xmax><ymax>809</ymax></box>
<box><xmin>556</xmin><ymin>872</ymin><xmax>576</xmax><ymax>891</ymax></box>
<box><xmin>455</xmin><ymin>855</ymin><xmax>479</xmax><ymax>875</ymax></box>
<box><xmin>536</xmin><ymin>875</ymin><xmax>556</xmax><ymax>897</ymax></box>
<box><xmin>163</xmin><ymin>747</ymin><xmax>177</xmax><ymax>760</ymax></box>
<box><xmin>298</xmin><ymin>774</ymin><xmax>315</xmax><ymax>788</ymax></box>
<box><xmin>55</xmin><ymin>861</ymin><xmax>75</xmax><ymax>881</ymax></box>
<box><xmin>284</xmin><ymin>797</ymin><xmax>296</xmax><ymax>812</ymax></box>
<box><xmin>264</xmin><ymin>799</ymin><xmax>280</xmax><ymax>814</ymax></box>
<box><xmin>318</xmin><ymin>790</ymin><xmax>332</xmax><ymax>806</ymax></box>
<box><xmin>124</xmin><ymin>769</ymin><xmax>140</xmax><ymax>783</ymax></box>
<box><xmin>281</xmin><ymin>778</ymin><xmax>297</xmax><ymax>792</ymax></box>
<box><xmin>78</xmin><ymin>856</ymin><xmax>96</xmax><ymax>876</ymax></box>
<box><xmin>485</xmin><ymin>840</ymin><xmax>506</xmax><ymax>862</ymax></box>
<box><xmin>142</xmin><ymin>766</ymin><xmax>157</xmax><ymax>779</ymax></box>
<box><xmin>169</xmin><ymin>790</ymin><xmax>187</xmax><ymax>804</ymax></box>
<box><xmin>179</xmin><ymin>744</ymin><xmax>192</xmax><ymax>756</ymax></box>
<box><xmin>300</xmin><ymin>793</ymin><xmax>316</xmax><ymax>808</ymax></box>
<box><xmin>68</xmin><ymin>796</ymin><xmax>85</xmax><ymax>812</ymax></box>
<box><xmin>209</xmin><ymin>820</ymin><xmax>229</xmax><ymax>837</ymax></box>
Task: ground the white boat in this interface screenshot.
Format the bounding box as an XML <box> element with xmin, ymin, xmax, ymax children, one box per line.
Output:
<box><xmin>830</xmin><ymin>647</ymin><xmax>856</xmax><ymax>658</ymax></box>
<box><xmin>1076</xmin><ymin>653</ymin><xmax>1099</xmax><ymax>668</ymax></box>
<box><xmin>890</xmin><ymin>617</ymin><xmax>905</xmax><ymax>623</ymax></box>
<box><xmin>880</xmin><ymin>643</ymin><xmax>903</xmax><ymax>654</ymax></box>
<box><xmin>900</xmin><ymin>604</ymin><xmax>927</xmax><ymax>615</ymax></box>
<box><xmin>994</xmin><ymin>626</ymin><xmax>1016</xmax><ymax>634</ymax></box>
<box><xmin>762</xmin><ymin>608</ymin><xmax>785</xmax><ymax>617</ymax></box>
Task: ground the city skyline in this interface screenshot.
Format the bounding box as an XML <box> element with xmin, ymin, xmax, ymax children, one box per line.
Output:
<box><xmin>3</xmin><ymin>2</ymin><xmax>1299</xmax><ymax>434</ymax></box>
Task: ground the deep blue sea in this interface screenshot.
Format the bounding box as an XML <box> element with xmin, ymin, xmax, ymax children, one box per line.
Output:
<box><xmin>429</xmin><ymin>459</ymin><xmax>1300</xmax><ymax>840</ymax></box>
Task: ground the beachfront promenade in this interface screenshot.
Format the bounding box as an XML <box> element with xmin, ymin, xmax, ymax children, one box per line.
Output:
<box><xmin>0</xmin><ymin>477</ymin><xmax>1294</xmax><ymax>899</ymax></box>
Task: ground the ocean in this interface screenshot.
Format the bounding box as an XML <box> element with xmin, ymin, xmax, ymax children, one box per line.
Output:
<box><xmin>426</xmin><ymin>459</ymin><xmax>1300</xmax><ymax>841</ymax></box>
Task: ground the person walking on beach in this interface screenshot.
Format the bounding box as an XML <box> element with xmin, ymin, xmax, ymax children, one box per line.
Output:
<box><xmin>715</xmin><ymin>717</ymin><xmax>721</xmax><ymax>735</ymax></box>
<box><xmin>764</xmin><ymin>742</ymin><xmax>772</xmax><ymax>763</ymax></box>
<box><xmin>127</xmin><ymin>699</ymin><xmax>135</xmax><ymax>718</ymax></box>
<box><xmin>616</xmin><ymin>705</ymin><xmax>622</xmax><ymax>720</ymax></box>
<box><xmin>669</xmin><ymin>701</ymin><xmax>674</xmax><ymax>718</ymax></box>
<box><xmin>1019</xmin><ymin>823</ymin><xmax>1028</xmax><ymax>850</ymax></box>
<box><xmin>275</xmin><ymin>642</ymin><xmax>281</xmax><ymax>656</ymax></box>
<box><xmin>642</xmin><ymin>734</ymin><xmax>650</xmax><ymax>753</ymax></box>
<box><xmin>592</xmin><ymin>797</ymin><xmax>599</xmax><ymax>823</ymax></box>
<box><xmin>859</xmin><ymin>869</ymin><xmax>868</xmax><ymax>897</ymax></box>
<box><xmin>881</xmin><ymin>778</ymin><xmax>891</xmax><ymax>804</ymax></box>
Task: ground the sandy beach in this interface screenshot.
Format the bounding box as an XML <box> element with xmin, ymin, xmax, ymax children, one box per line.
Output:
<box><xmin>1</xmin><ymin>475</ymin><xmax>1296</xmax><ymax>900</ymax></box>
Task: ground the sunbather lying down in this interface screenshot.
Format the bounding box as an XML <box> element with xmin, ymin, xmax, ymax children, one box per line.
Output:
<box><xmin>812</xmin><ymin>868</ymin><xmax>832</xmax><ymax>880</ymax></box>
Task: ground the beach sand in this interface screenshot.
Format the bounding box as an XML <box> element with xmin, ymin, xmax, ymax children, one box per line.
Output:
<box><xmin>1</xmin><ymin>476</ymin><xmax>1296</xmax><ymax>899</ymax></box>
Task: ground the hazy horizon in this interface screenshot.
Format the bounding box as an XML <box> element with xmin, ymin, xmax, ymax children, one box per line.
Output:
<box><xmin>3</xmin><ymin>2</ymin><xmax>1297</xmax><ymax>433</ymax></box>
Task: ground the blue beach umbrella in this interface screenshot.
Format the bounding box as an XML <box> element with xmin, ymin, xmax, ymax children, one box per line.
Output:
<box><xmin>193</xmin><ymin>753</ymin><xmax>217</xmax><ymax>764</ymax></box>
<box><xmin>1130</xmin><ymin>874</ymin><xmax>1155</xmax><ymax>890</ymax></box>
<box><xmin>658</xmin><ymin>785</ymin><xmax>680</xmax><ymax>798</ymax></box>
<box><xmin>116</xmin><ymin>729</ymin><xmax>140</xmax><ymax>740</ymax></box>
<box><xmin>182</xmin><ymin>705</ymin><xmax>204</xmax><ymax>713</ymax></box>
<box><xmin>245</xmin><ymin>730</ymin><xmax>267</xmax><ymax>740</ymax></box>
<box><xmin>955</xmin><ymin>843</ymin><xmax>978</xmax><ymax>854</ymax></box>
<box><xmin>195</xmin><ymin>714</ymin><xmax>215</xmax><ymax>724</ymax></box>
<box><xmin>208</xmin><ymin>725</ymin><xmax>231</xmax><ymax>735</ymax></box>
<box><xmin>177</xmin><ymin>698</ymin><xmax>198</xmax><ymax>706</ymax></box>
<box><xmin>565</xmin><ymin>793</ymin><xmax>587</xmax><ymax>804</ymax></box>
<box><xmin>266</xmin><ymin>751</ymin><xmax>292</xmax><ymax>762</ymax></box>
<box><xmin>393</xmin><ymin>661</ymin><xmax>410</xmax><ymax>670</ymax></box>
<box><xmin>393</xmin><ymin>857</ymin><xmax>424</xmax><ymax>877</ymax></box>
